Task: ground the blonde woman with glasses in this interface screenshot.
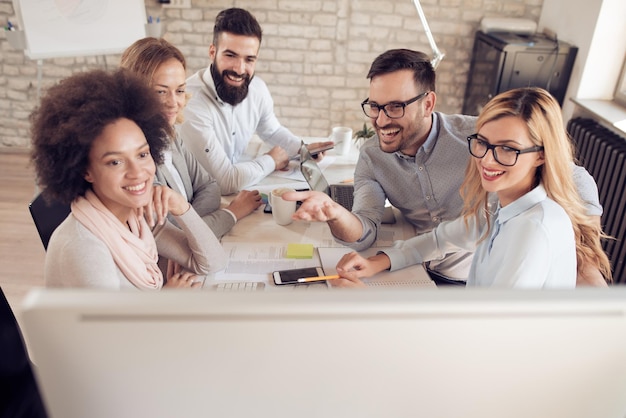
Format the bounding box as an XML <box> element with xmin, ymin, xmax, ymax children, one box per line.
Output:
<box><xmin>332</xmin><ymin>87</ymin><xmax>612</xmax><ymax>288</ymax></box>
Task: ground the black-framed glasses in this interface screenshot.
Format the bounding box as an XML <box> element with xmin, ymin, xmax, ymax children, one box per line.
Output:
<box><xmin>361</xmin><ymin>91</ymin><xmax>430</xmax><ymax>119</ymax></box>
<box><xmin>467</xmin><ymin>134</ymin><xmax>544</xmax><ymax>167</ymax></box>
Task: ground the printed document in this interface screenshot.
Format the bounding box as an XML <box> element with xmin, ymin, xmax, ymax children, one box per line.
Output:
<box><xmin>317</xmin><ymin>247</ymin><xmax>435</xmax><ymax>288</ymax></box>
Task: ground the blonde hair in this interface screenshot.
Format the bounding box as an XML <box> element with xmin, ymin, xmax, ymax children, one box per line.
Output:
<box><xmin>460</xmin><ymin>87</ymin><xmax>612</xmax><ymax>282</ymax></box>
<box><xmin>120</xmin><ymin>37</ymin><xmax>189</xmax><ymax>125</ymax></box>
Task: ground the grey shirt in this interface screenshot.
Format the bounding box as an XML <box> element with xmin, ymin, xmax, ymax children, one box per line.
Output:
<box><xmin>155</xmin><ymin>132</ymin><xmax>235</xmax><ymax>239</ymax></box>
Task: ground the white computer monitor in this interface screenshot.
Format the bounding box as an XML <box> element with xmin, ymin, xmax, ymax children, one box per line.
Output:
<box><xmin>20</xmin><ymin>288</ymin><xmax>626</xmax><ymax>418</ymax></box>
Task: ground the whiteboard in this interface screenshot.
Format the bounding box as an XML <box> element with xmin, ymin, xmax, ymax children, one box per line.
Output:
<box><xmin>16</xmin><ymin>0</ymin><xmax>147</xmax><ymax>60</ymax></box>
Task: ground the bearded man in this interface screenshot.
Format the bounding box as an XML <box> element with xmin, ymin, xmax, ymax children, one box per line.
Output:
<box><xmin>181</xmin><ymin>8</ymin><xmax>332</xmax><ymax>195</ymax></box>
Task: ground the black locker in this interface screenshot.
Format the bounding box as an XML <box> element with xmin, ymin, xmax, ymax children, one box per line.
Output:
<box><xmin>462</xmin><ymin>31</ymin><xmax>578</xmax><ymax>115</ymax></box>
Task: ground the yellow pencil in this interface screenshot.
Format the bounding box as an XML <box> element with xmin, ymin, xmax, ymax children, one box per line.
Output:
<box><xmin>297</xmin><ymin>274</ymin><xmax>340</xmax><ymax>283</ymax></box>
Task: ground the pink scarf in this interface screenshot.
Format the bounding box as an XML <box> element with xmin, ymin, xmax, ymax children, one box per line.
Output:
<box><xmin>71</xmin><ymin>190</ymin><xmax>163</xmax><ymax>290</ymax></box>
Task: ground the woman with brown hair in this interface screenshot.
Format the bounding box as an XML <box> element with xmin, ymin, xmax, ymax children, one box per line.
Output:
<box><xmin>120</xmin><ymin>37</ymin><xmax>262</xmax><ymax>239</ymax></box>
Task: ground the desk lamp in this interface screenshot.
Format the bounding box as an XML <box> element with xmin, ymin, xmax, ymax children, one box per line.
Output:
<box><xmin>413</xmin><ymin>0</ymin><xmax>444</xmax><ymax>69</ymax></box>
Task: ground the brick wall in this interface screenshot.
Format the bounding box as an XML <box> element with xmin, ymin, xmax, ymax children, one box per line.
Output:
<box><xmin>0</xmin><ymin>0</ymin><xmax>542</xmax><ymax>150</ymax></box>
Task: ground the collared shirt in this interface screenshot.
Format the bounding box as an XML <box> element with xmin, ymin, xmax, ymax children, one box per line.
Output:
<box><xmin>384</xmin><ymin>184</ymin><xmax>576</xmax><ymax>288</ymax></box>
<box><xmin>338</xmin><ymin>112</ymin><xmax>477</xmax><ymax>279</ymax></box>
<box><xmin>162</xmin><ymin>148</ymin><xmax>188</xmax><ymax>200</ymax></box>
<box><xmin>180</xmin><ymin>68</ymin><xmax>302</xmax><ymax>194</ymax></box>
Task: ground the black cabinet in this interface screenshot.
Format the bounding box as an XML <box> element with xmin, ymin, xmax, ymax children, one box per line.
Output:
<box><xmin>462</xmin><ymin>31</ymin><xmax>578</xmax><ymax>115</ymax></box>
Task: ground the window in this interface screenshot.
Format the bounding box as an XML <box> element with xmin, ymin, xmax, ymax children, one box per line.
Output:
<box><xmin>614</xmin><ymin>55</ymin><xmax>626</xmax><ymax>107</ymax></box>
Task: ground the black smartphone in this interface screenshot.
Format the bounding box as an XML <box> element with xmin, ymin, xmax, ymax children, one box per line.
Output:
<box><xmin>309</xmin><ymin>144</ymin><xmax>334</xmax><ymax>158</ymax></box>
<box><xmin>272</xmin><ymin>267</ymin><xmax>325</xmax><ymax>285</ymax></box>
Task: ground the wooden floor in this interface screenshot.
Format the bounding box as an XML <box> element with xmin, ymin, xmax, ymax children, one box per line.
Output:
<box><xmin>0</xmin><ymin>151</ymin><xmax>45</xmax><ymax>315</ymax></box>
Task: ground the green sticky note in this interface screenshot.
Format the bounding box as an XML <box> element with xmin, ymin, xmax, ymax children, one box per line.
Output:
<box><xmin>286</xmin><ymin>243</ymin><xmax>314</xmax><ymax>259</ymax></box>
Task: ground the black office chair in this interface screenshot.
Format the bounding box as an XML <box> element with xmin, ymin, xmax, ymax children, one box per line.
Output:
<box><xmin>28</xmin><ymin>193</ymin><xmax>71</xmax><ymax>250</ymax></box>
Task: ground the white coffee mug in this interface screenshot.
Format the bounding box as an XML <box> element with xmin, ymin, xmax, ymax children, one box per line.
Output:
<box><xmin>269</xmin><ymin>188</ymin><xmax>296</xmax><ymax>226</ymax></box>
<box><xmin>330</xmin><ymin>126</ymin><xmax>353</xmax><ymax>156</ymax></box>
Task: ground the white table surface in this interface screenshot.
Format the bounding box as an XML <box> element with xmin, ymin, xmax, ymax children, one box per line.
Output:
<box><xmin>204</xmin><ymin>137</ymin><xmax>434</xmax><ymax>289</ymax></box>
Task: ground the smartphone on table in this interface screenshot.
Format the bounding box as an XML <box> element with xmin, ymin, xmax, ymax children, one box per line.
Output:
<box><xmin>272</xmin><ymin>267</ymin><xmax>325</xmax><ymax>285</ymax></box>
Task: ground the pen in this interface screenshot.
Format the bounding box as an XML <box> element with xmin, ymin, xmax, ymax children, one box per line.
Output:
<box><xmin>297</xmin><ymin>274</ymin><xmax>340</xmax><ymax>283</ymax></box>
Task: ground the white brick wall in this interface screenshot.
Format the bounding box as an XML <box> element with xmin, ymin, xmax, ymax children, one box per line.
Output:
<box><xmin>0</xmin><ymin>0</ymin><xmax>542</xmax><ymax>149</ymax></box>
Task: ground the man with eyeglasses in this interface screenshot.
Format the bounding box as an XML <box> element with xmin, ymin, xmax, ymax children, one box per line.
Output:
<box><xmin>180</xmin><ymin>8</ymin><xmax>332</xmax><ymax>195</ymax></box>
<box><xmin>286</xmin><ymin>48</ymin><xmax>604</xmax><ymax>286</ymax></box>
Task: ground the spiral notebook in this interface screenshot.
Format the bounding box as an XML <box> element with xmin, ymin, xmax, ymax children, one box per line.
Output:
<box><xmin>317</xmin><ymin>247</ymin><xmax>435</xmax><ymax>288</ymax></box>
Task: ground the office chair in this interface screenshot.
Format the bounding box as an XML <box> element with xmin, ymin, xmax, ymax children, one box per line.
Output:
<box><xmin>28</xmin><ymin>193</ymin><xmax>71</xmax><ymax>250</ymax></box>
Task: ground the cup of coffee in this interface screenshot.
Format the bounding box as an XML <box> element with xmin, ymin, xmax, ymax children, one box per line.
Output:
<box><xmin>269</xmin><ymin>188</ymin><xmax>296</xmax><ymax>225</ymax></box>
<box><xmin>330</xmin><ymin>126</ymin><xmax>353</xmax><ymax>156</ymax></box>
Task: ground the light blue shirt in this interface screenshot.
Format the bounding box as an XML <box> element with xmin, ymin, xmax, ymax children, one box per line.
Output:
<box><xmin>383</xmin><ymin>185</ymin><xmax>576</xmax><ymax>288</ymax></box>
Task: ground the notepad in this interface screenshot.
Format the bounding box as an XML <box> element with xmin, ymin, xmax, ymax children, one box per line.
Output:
<box><xmin>285</xmin><ymin>243</ymin><xmax>314</xmax><ymax>259</ymax></box>
<box><xmin>317</xmin><ymin>247</ymin><xmax>435</xmax><ymax>288</ymax></box>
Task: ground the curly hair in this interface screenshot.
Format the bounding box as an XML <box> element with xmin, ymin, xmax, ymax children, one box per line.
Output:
<box><xmin>30</xmin><ymin>69</ymin><xmax>172</xmax><ymax>204</ymax></box>
<box><xmin>460</xmin><ymin>87</ymin><xmax>612</xmax><ymax>282</ymax></box>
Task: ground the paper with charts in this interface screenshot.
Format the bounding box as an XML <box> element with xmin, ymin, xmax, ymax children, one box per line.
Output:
<box><xmin>210</xmin><ymin>242</ymin><xmax>320</xmax><ymax>283</ymax></box>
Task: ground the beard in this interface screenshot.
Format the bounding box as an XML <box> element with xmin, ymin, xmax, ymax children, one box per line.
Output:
<box><xmin>373</xmin><ymin>122</ymin><xmax>425</xmax><ymax>156</ymax></box>
<box><xmin>210</xmin><ymin>63</ymin><xmax>253</xmax><ymax>106</ymax></box>
<box><xmin>375</xmin><ymin>122</ymin><xmax>405</xmax><ymax>154</ymax></box>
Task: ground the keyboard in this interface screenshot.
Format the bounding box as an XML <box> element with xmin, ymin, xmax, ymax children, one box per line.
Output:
<box><xmin>290</xmin><ymin>282</ymin><xmax>329</xmax><ymax>291</ymax></box>
<box><xmin>211</xmin><ymin>282</ymin><xmax>265</xmax><ymax>292</ymax></box>
<box><xmin>330</xmin><ymin>184</ymin><xmax>354</xmax><ymax>211</ymax></box>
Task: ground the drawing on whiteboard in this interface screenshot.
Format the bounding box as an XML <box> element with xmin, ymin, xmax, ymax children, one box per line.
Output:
<box><xmin>17</xmin><ymin>0</ymin><xmax>147</xmax><ymax>60</ymax></box>
<box><xmin>54</xmin><ymin>0</ymin><xmax>107</xmax><ymax>24</ymax></box>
